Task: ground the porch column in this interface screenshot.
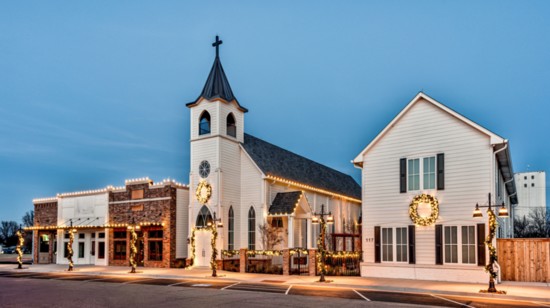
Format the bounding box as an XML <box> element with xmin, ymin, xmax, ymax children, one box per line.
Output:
<box><xmin>306</xmin><ymin>218</ymin><xmax>312</xmax><ymax>249</ymax></box>
<box><xmin>288</xmin><ymin>216</ymin><xmax>294</xmax><ymax>248</ymax></box>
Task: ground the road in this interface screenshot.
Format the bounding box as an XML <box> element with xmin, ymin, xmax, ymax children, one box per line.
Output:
<box><xmin>0</xmin><ymin>271</ymin><xmax>547</xmax><ymax>307</ymax></box>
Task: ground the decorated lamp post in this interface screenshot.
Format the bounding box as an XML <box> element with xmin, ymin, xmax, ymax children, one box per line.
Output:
<box><xmin>207</xmin><ymin>212</ymin><xmax>223</xmax><ymax>277</ymax></box>
<box><xmin>312</xmin><ymin>204</ymin><xmax>334</xmax><ymax>282</ymax></box>
<box><xmin>67</xmin><ymin>220</ymin><xmax>76</xmax><ymax>271</ymax></box>
<box><xmin>472</xmin><ymin>192</ymin><xmax>509</xmax><ymax>293</ymax></box>
<box><xmin>15</xmin><ymin>224</ymin><xmax>24</xmax><ymax>269</ymax></box>
<box><xmin>128</xmin><ymin>217</ymin><xmax>141</xmax><ymax>274</ymax></box>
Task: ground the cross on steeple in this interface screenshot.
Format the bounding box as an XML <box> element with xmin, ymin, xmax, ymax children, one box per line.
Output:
<box><xmin>212</xmin><ymin>35</ymin><xmax>223</xmax><ymax>58</ymax></box>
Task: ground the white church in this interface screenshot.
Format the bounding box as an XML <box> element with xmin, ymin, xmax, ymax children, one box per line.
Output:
<box><xmin>186</xmin><ymin>37</ymin><xmax>361</xmax><ymax>266</ymax></box>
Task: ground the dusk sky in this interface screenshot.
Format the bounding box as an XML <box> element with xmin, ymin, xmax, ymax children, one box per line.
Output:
<box><xmin>1</xmin><ymin>1</ymin><xmax>549</xmax><ymax>222</ymax></box>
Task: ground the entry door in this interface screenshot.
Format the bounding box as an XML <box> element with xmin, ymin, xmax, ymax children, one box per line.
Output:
<box><xmin>195</xmin><ymin>230</ymin><xmax>212</xmax><ymax>267</ymax></box>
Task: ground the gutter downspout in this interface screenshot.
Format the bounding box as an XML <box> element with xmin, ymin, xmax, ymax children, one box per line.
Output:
<box><xmin>492</xmin><ymin>141</ymin><xmax>508</xmax><ymax>276</ymax></box>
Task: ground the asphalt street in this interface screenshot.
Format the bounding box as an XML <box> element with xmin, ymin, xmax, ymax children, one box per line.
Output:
<box><xmin>0</xmin><ymin>271</ymin><xmax>548</xmax><ymax>307</ymax></box>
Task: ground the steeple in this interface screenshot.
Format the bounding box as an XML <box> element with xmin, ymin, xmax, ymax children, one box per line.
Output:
<box><xmin>187</xmin><ymin>36</ymin><xmax>248</xmax><ymax>112</ymax></box>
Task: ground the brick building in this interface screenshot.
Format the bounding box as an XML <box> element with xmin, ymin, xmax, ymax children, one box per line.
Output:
<box><xmin>30</xmin><ymin>178</ymin><xmax>189</xmax><ymax>268</ymax></box>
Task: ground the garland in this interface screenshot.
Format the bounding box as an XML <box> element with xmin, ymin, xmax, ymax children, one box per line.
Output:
<box><xmin>409</xmin><ymin>194</ymin><xmax>439</xmax><ymax>226</ymax></box>
<box><xmin>209</xmin><ymin>226</ymin><xmax>218</xmax><ymax>272</ymax></box>
<box><xmin>190</xmin><ymin>227</ymin><xmax>196</xmax><ymax>266</ymax></box>
<box><xmin>325</xmin><ymin>251</ymin><xmax>361</xmax><ymax>258</ymax></box>
<box><xmin>247</xmin><ymin>250</ymin><xmax>283</xmax><ymax>256</ymax></box>
<box><xmin>485</xmin><ymin>209</ymin><xmax>498</xmax><ymax>279</ymax></box>
<box><xmin>289</xmin><ymin>248</ymin><xmax>308</xmax><ymax>255</ymax></box>
<box><xmin>16</xmin><ymin>230</ymin><xmax>24</xmax><ymax>269</ymax></box>
<box><xmin>129</xmin><ymin>228</ymin><xmax>138</xmax><ymax>273</ymax></box>
<box><xmin>316</xmin><ymin>220</ymin><xmax>327</xmax><ymax>276</ymax></box>
<box><xmin>67</xmin><ymin>229</ymin><xmax>74</xmax><ymax>271</ymax></box>
<box><xmin>221</xmin><ymin>250</ymin><xmax>239</xmax><ymax>258</ymax></box>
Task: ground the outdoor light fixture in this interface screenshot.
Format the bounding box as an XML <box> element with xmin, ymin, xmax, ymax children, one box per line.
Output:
<box><xmin>312</xmin><ymin>204</ymin><xmax>332</xmax><ymax>282</ymax></box>
<box><xmin>472</xmin><ymin>193</ymin><xmax>509</xmax><ymax>294</ymax></box>
<box><xmin>472</xmin><ymin>203</ymin><xmax>483</xmax><ymax>218</ymax></box>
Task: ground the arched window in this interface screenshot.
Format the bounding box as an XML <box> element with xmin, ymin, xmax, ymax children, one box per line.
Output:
<box><xmin>226</xmin><ymin>113</ymin><xmax>236</xmax><ymax>137</ymax></box>
<box><xmin>248</xmin><ymin>207</ymin><xmax>256</xmax><ymax>250</ymax></box>
<box><xmin>228</xmin><ymin>206</ymin><xmax>234</xmax><ymax>250</ymax></box>
<box><xmin>199</xmin><ymin>111</ymin><xmax>211</xmax><ymax>135</ymax></box>
<box><xmin>195</xmin><ymin>205</ymin><xmax>213</xmax><ymax>228</ymax></box>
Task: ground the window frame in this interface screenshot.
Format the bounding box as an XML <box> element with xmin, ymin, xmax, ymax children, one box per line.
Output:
<box><xmin>444</xmin><ymin>225</ymin><xmax>477</xmax><ymax>265</ymax></box>
<box><xmin>228</xmin><ymin>206</ymin><xmax>234</xmax><ymax>250</ymax></box>
<box><xmin>381</xmin><ymin>227</ymin><xmax>408</xmax><ymax>263</ymax></box>
<box><xmin>407</xmin><ymin>155</ymin><xmax>437</xmax><ymax>192</ymax></box>
<box><xmin>199</xmin><ymin>111</ymin><xmax>211</xmax><ymax>135</ymax></box>
<box><xmin>226</xmin><ymin>113</ymin><xmax>236</xmax><ymax>138</ymax></box>
<box><xmin>248</xmin><ymin>207</ymin><xmax>256</xmax><ymax>250</ymax></box>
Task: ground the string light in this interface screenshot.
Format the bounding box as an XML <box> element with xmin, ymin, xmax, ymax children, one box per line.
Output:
<box><xmin>266</xmin><ymin>175</ymin><xmax>361</xmax><ymax>204</ymax></box>
<box><xmin>67</xmin><ymin>228</ymin><xmax>75</xmax><ymax>271</ymax></box>
<box><xmin>246</xmin><ymin>250</ymin><xmax>284</xmax><ymax>256</ymax></box>
<box><xmin>16</xmin><ymin>229</ymin><xmax>24</xmax><ymax>269</ymax></box>
<box><xmin>221</xmin><ymin>250</ymin><xmax>239</xmax><ymax>258</ymax></box>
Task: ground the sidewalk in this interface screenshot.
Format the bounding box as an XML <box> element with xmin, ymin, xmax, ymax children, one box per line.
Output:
<box><xmin>2</xmin><ymin>263</ymin><xmax>548</xmax><ymax>303</ymax></box>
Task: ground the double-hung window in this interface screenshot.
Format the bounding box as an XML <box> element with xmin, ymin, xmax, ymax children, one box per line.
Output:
<box><xmin>396</xmin><ymin>227</ymin><xmax>408</xmax><ymax>262</ymax></box>
<box><xmin>445</xmin><ymin>225</ymin><xmax>476</xmax><ymax>264</ymax></box>
<box><xmin>408</xmin><ymin>156</ymin><xmax>436</xmax><ymax>191</ymax></box>
<box><xmin>382</xmin><ymin>228</ymin><xmax>393</xmax><ymax>262</ymax></box>
<box><xmin>381</xmin><ymin>227</ymin><xmax>408</xmax><ymax>263</ymax></box>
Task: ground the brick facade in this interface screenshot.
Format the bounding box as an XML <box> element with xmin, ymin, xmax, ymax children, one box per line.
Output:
<box><xmin>32</xmin><ymin>202</ymin><xmax>58</xmax><ymax>264</ymax></box>
<box><xmin>108</xmin><ymin>182</ymin><xmax>178</xmax><ymax>268</ymax></box>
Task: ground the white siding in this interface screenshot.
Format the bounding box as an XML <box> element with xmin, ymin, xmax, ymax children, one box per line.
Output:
<box><xmin>360</xmin><ymin>98</ymin><xmax>494</xmax><ymax>282</ymax></box>
<box><xmin>240</xmin><ymin>150</ymin><xmax>263</xmax><ymax>249</ymax></box>
<box><xmin>176</xmin><ymin>188</ymin><xmax>190</xmax><ymax>258</ymax></box>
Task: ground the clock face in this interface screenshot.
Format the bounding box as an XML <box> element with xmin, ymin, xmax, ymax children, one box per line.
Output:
<box><xmin>199</xmin><ymin>160</ymin><xmax>210</xmax><ymax>178</ymax></box>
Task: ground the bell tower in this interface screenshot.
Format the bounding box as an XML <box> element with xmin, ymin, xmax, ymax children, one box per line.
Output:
<box><xmin>186</xmin><ymin>36</ymin><xmax>248</xmax><ymax>260</ymax></box>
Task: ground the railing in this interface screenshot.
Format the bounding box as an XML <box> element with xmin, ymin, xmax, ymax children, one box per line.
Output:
<box><xmin>221</xmin><ymin>250</ymin><xmax>240</xmax><ymax>272</ymax></box>
<box><xmin>289</xmin><ymin>248</ymin><xmax>309</xmax><ymax>275</ymax></box>
<box><xmin>246</xmin><ymin>250</ymin><xmax>283</xmax><ymax>275</ymax></box>
<box><xmin>319</xmin><ymin>251</ymin><xmax>362</xmax><ymax>276</ymax></box>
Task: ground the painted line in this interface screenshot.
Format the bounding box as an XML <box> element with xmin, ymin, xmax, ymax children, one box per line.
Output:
<box><xmin>431</xmin><ymin>294</ymin><xmax>474</xmax><ymax>308</ymax></box>
<box><xmin>123</xmin><ymin>278</ymin><xmax>152</xmax><ymax>284</ymax></box>
<box><xmin>167</xmin><ymin>281</ymin><xmax>188</xmax><ymax>287</ymax></box>
<box><xmin>221</xmin><ymin>282</ymin><xmax>241</xmax><ymax>290</ymax></box>
<box><xmin>285</xmin><ymin>285</ymin><xmax>292</xmax><ymax>295</ymax></box>
<box><xmin>353</xmin><ymin>289</ymin><xmax>370</xmax><ymax>301</ymax></box>
<box><xmin>534</xmin><ymin>302</ymin><xmax>550</xmax><ymax>307</ymax></box>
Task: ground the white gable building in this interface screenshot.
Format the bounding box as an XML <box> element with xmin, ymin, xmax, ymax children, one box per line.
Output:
<box><xmin>353</xmin><ymin>93</ymin><xmax>517</xmax><ymax>283</ymax></box>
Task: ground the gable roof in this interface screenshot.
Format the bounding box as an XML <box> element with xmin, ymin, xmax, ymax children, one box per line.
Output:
<box><xmin>353</xmin><ymin>92</ymin><xmax>506</xmax><ymax>166</ymax></box>
<box><xmin>269</xmin><ymin>191</ymin><xmax>303</xmax><ymax>215</ymax></box>
<box><xmin>186</xmin><ymin>55</ymin><xmax>248</xmax><ymax>112</ymax></box>
<box><xmin>242</xmin><ymin>133</ymin><xmax>361</xmax><ymax>200</ymax></box>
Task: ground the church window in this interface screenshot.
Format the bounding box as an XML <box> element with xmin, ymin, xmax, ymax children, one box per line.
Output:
<box><xmin>226</xmin><ymin>113</ymin><xmax>236</xmax><ymax>137</ymax></box>
<box><xmin>199</xmin><ymin>111</ymin><xmax>211</xmax><ymax>135</ymax></box>
<box><xmin>199</xmin><ymin>160</ymin><xmax>211</xmax><ymax>178</ymax></box>
<box><xmin>248</xmin><ymin>207</ymin><xmax>256</xmax><ymax>250</ymax></box>
<box><xmin>228</xmin><ymin>207</ymin><xmax>234</xmax><ymax>250</ymax></box>
<box><xmin>196</xmin><ymin>205</ymin><xmax>213</xmax><ymax>228</ymax></box>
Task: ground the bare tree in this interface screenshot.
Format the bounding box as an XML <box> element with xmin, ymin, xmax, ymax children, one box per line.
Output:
<box><xmin>527</xmin><ymin>208</ymin><xmax>549</xmax><ymax>237</ymax></box>
<box><xmin>0</xmin><ymin>221</ymin><xmax>19</xmax><ymax>246</ymax></box>
<box><xmin>514</xmin><ymin>216</ymin><xmax>530</xmax><ymax>238</ymax></box>
<box><xmin>22</xmin><ymin>210</ymin><xmax>34</xmax><ymax>228</ymax></box>
<box><xmin>259</xmin><ymin>222</ymin><xmax>283</xmax><ymax>250</ymax></box>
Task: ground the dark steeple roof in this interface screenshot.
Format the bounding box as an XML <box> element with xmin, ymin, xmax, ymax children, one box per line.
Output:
<box><xmin>269</xmin><ymin>191</ymin><xmax>303</xmax><ymax>215</ymax></box>
<box><xmin>242</xmin><ymin>134</ymin><xmax>361</xmax><ymax>200</ymax></box>
<box><xmin>187</xmin><ymin>36</ymin><xmax>248</xmax><ymax>112</ymax></box>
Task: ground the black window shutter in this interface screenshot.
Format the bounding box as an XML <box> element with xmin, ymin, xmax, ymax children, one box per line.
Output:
<box><xmin>435</xmin><ymin>224</ymin><xmax>443</xmax><ymax>265</ymax></box>
<box><xmin>408</xmin><ymin>225</ymin><xmax>416</xmax><ymax>264</ymax></box>
<box><xmin>400</xmin><ymin>158</ymin><xmax>407</xmax><ymax>193</ymax></box>
<box><xmin>477</xmin><ymin>223</ymin><xmax>486</xmax><ymax>266</ymax></box>
<box><xmin>437</xmin><ymin>153</ymin><xmax>445</xmax><ymax>190</ymax></box>
<box><xmin>374</xmin><ymin>226</ymin><xmax>381</xmax><ymax>263</ymax></box>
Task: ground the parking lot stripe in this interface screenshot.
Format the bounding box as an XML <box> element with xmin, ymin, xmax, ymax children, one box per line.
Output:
<box><xmin>353</xmin><ymin>289</ymin><xmax>370</xmax><ymax>301</ymax></box>
<box><xmin>285</xmin><ymin>285</ymin><xmax>292</xmax><ymax>295</ymax></box>
<box><xmin>431</xmin><ymin>294</ymin><xmax>473</xmax><ymax>308</ymax></box>
<box><xmin>221</xmin><ymin>282</ymin><xmax>240</xmax><ymax>290</ymax></box>
<box><xmin>167</xmin><ymin>281</ymin><xmax>187</xmax><ymax>287</ymax></box>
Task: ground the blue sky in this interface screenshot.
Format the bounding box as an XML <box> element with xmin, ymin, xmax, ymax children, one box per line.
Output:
<box><xmin>1</xmin><ymin>1</ymin><xmax>549</xmax><ymax>222</ymax></box>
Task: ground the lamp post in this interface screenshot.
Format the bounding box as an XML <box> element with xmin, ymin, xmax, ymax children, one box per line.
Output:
<box><xmin>208</xmin><ymin>212</ymin><xmax>223</xmax><ymax>277</ymax></box>
<box><xmin>128</xmin><ymin>217</ymin><xmax>141</xmax><ymax>274</ymax></box>
<box><xmin>67</xmin><ymin>220</ymin><xmax>76</xmax><ymax>271</ymax></box>
<box><xmin>15</xmin><ymin>224</ymin><xmax>24</xmax><ymax>269</ymax></box>
<box><xmin>312</xmin><ymin>204</ymin><xmax>334</xmax><ymax>282</ymax></box>
<box><xmin>472</xmin><ymin>192</ymin><xmax>509</xmax><ymax>293</ymax></box>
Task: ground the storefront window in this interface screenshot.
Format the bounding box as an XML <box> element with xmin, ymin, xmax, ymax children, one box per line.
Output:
<box><xmin>148</xmin><ymin>229</ymin><xmax>163</xmax><ymax>261</ymax></box>
<box><xmin>114</xmin><ymin>230</ymin><xmax>127</xmax><ymax>260</ymax></box>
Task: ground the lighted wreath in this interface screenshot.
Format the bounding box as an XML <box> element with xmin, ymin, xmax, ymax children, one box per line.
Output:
<box><xmin>409</xmin><ymin>194</ymin><xmax>439</xmax><ymax>226</ymax></box>
<box><xmin>195</xmin><ymin>180</ymin><xmax>212</xmax><ymax>204</ymax></box>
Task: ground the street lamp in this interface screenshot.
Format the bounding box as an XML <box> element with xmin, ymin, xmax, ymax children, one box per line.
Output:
<box><xmin>312</xmin><ymin>204</ymin><xmax>334</xmax><ymax>282</ymax></box>
<box><xmin>472</xmin><ymin>192</ymin><xmax>508</xmax><ymax>293</ymax></box>
<box><xmin>209</xmin><ymin>211</ymin><xmax>223</xmax><ymax>277</ymax></box>
<box><xmin>15</xmin><ymin>224</ymin><xmax>24</xmax><ymax>270</ymax></box>
<box><xmin>67</xmin><ymin>219</ymin><xmax>76</xmax><ymax>272</ymax></box>
<box><xmin>127</xmin><ymin>217</ymin><xmax>141</xmax><ymax>274</ymax></box>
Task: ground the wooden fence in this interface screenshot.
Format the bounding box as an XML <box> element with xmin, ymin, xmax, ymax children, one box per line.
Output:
<box><xmin>497</xmin><ymin>238</ymin><xmax>550</xmax><ymax>282</ymax></box>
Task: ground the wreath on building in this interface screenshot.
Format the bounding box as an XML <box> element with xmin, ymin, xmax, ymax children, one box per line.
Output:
<box><xmin>409</xmin><ymin>194</ymin><xmax>439</xmax><ymax>226</ymax></box>
<box><xmin>195</xmin><ymin>180</ymin><xmax>212</xmax><ymax>204</ymax></box>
